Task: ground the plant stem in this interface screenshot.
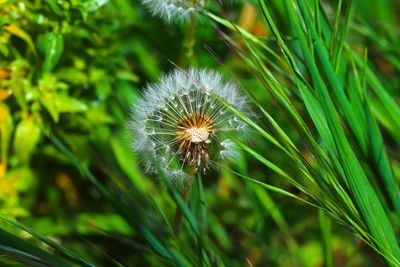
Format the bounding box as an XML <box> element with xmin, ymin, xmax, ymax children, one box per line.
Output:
<box><xmin>173</xmin><ymin>167</ymin><xmax>196</xmax><ymax>235</ymax></box>
<box><xmin>196</xmin><ymin>171</ymin><xmax>208</xmax><ymax>234</ymax></box>
<box><xmin>178</xmin><ymin>14</ymin><xmax>197</xmax><ymax>68</ymax></box>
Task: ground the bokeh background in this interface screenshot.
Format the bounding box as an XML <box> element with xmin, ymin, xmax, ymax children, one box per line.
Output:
<box><xmin>1</xmin><ymin>0</ymin><xmax>400</xmax><ymax>266</ymax></box>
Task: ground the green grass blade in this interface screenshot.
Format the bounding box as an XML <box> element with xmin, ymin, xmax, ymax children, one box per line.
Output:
<box><xmin>0</xmin><ymin>227</ymin><xmax>71</xmax><ymax>267</ymax></box>
<box><xmin>319</xmin><ymin>210</ymin><xmax>334</xmax><ymax>267</ymax></box>
<box><xmin>258</xmin><ymin>0</ymin><xmax>400</xmax><ymax>264</ymax></box>
<box><xmin>0</xmin><ymin>216</ymin><xmax>94</xmax><ymax>267</ymax></box>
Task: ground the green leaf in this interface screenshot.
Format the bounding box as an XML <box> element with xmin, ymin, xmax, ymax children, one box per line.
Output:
<box><xmin>12</xmin><ymin>118</ymin><xmax>41</xmax><ymax>164</ymax></box>
<box><xmin>45</xmin><ymin>0</ymin><xmax>64</xmax><ymax>16</ymax></box>
<box><xmin>41</xmin><ymin>94</ymin><xmax>87</xmax><ymax>122</ymax></box>
<box><xmin>42</xmin><ymin>32</ymin><xmax>64</xmax><ymax>74</ymax></box>
<box><xmin>4</xmin><ymin>25</ymin><xmax>36</xmax><ymax>56</ymax></box>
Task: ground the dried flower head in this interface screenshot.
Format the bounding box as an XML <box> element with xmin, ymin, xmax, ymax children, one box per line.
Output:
<box><xmin>130</xmin><ymin>68</ymin><xmax>251</xmax><ymax>183</ymax></box>
<box><xmin>140</xmin><ymin>0</ymin><xmax>206</xmax><ymax>24</ymax></box>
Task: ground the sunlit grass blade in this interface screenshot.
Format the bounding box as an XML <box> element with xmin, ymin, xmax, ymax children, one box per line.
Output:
<box><xmin>0</xmin><ymin>227</ymin><xmax>71</xmax><ymax>267</ymax></box>
<box><xmin>257</xmin><ymin>0</ymin><xmax>400</xmax><ymax>265</ymax></box>
<box><xmin>0</xmin><ymin>215</ymin><xmax>94</xmax><ymax>267</ymax></box>
<box><xmin>49</xmin><ymin>134</ymin><xmax>192</xmax><ymax>267</ymax></box>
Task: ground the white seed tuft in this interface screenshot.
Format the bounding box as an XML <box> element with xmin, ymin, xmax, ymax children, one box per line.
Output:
<box><xmin>140</xmin><ymin>0</ymin><xmax>206</xmax><ymax>24</ymax></box>
<box><xmin>129</xmin><ymin>68</ymin><xmax>252</xmax><ymax>182</ymax></box>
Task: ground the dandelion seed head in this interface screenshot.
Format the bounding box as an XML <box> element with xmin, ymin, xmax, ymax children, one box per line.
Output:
<box><xmin>141</xmin><ymin>0</ymin><xmax>206</xmax><ymax>24</ymax></box>
<box><xmin>130</xmin><ymin>68</ymin><xmax>251</xmax><ymax>182</ymax></box>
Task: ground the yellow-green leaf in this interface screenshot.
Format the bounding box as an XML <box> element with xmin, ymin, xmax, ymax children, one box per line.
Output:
<box><xmin>12</xmin><ymin>118</ymin><xmax>41</xmax><ymax>164</ymax></box>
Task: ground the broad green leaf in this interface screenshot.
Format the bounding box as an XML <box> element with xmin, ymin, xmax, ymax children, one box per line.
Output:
<box><xmin>41</xmin><ymin>94</ymin><xmax>87</xmax><ymax>122</ymax></box>
<box><xmin>42</xmin><ymin>32</ymin><xmax>64</xmax><ymax>73</ymax></box>
<box><xmin>45</xmin><ymin>0</ymin><xmax>64</xmax><ymax>16</ymax></box>
<box><xmin>4</xmin><ymin>24</ymin><xmax>36</xmax><ymax>55</ymax></box>
<box><xmin>12</xmin><ymin>118</ymin><xmax>41</xmax><ymax>164</ymax></box>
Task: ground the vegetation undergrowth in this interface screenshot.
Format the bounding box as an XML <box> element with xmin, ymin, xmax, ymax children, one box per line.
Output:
<box><xmin>0</xmin><ymin>0</ymin><xmax>399</xmax><ymax>266</ymax></box>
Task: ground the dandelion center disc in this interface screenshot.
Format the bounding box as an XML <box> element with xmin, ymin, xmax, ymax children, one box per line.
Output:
<box><xmin>184</xmin><ymin>127</ymin><xmax>210</xmax><ymax>143</ymax></box>
<box><xmin>175</xmin><ymin>112</ymin><xmax>215</xmax><ymax>169</ymax></box>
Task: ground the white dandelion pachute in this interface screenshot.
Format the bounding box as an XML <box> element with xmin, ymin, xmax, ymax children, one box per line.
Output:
<box><xmin>130</xmin><ymin>68</ymin><xmax>251</xmax><ymax>182</ymax></box>
<box><xmin>140</xmin><ymin>0</ymin><xmax>206</xmax><ymax>24</ymax></box>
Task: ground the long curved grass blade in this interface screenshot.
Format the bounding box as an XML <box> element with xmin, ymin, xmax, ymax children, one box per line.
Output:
<box><xmin>252</xmin><ymin>0</ymin><xmax>400</xmax><ymax>265</ymax></box>
<box><xmin>49</xmin><ymin>134</ymin><xmax>192</xmax><ymax>267</ymax></box>
<box><xmin>0</xmin><ymin>216</ymin><xmax>94</xmax><ymax>267</ymax></box>
<box><xmin>0</xmin><ymin>227</ymin><xmax>71</xmax><ymax>267</ymax></box>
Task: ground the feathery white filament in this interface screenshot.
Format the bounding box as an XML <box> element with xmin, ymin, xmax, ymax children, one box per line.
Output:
<box><xmin>130</xmin><ymin>68</ymin><xmax>251</xmax><ymax>182</ymax></box>
<box><xmin>140</xmin><ymin>0</ymin><xmax>206</xmax><ymax>24</ymax></box>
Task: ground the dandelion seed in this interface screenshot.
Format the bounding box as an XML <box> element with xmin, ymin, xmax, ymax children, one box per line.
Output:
<box><xmin>130</xmin><ymin>68</ymin><xmax>251</xmax><ymax>182</ymax></box>
<box><xmin>140</xmin><ymin>0</ymin><xmax>206</xmax><ymax>24</ymax></box>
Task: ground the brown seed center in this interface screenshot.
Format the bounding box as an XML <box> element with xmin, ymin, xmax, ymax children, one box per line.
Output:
<box><xmin>174</xmin><ymin>112</ymin><xmax>215</xmax><ymax>172</ymax></box>
<box><xmin>185</xmin><ymin>127</ymin><xmax>210</xmax><ymax>143</ymax></box>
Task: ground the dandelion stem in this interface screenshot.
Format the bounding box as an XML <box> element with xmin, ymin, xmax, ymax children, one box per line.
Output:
<box><xmin>178</xmin><ymin>14</ymin><xmax>197</xmax><ymax>68</ymax></box>
<box><xmin>197</xmin><ymin>171</ymin><xmax>208</xmax><ymax>234</ymax></box>
<box><xmin>173</xmin><ymin>168</ymin><xmax>196</xmax><ymax>235</ymax></box>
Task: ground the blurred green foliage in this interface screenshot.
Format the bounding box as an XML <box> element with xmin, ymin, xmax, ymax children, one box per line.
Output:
<box><xmin>0</xmin><ymin>0</ymin><xmax>399</xmax><ymax>266</ymax></box>
<box><xmin>1</xmin><ymin>0</ymin><xmax>128</xmax><ymax>217</ymax></box>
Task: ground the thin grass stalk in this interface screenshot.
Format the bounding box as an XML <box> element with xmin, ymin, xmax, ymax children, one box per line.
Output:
<box><xmin>259</xmin><ymin>0</ymin><xmax>400</xmax><ymax>264</ymax></box>
<box><xmin>213</xmin><ymin>28</ymin><xmax>363</xmax><ymax>226</ymax></box>
<box><xmin>50</xmin><ymin>134</ymin><xmax>192</xmax><ymax>267</ymax></box>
